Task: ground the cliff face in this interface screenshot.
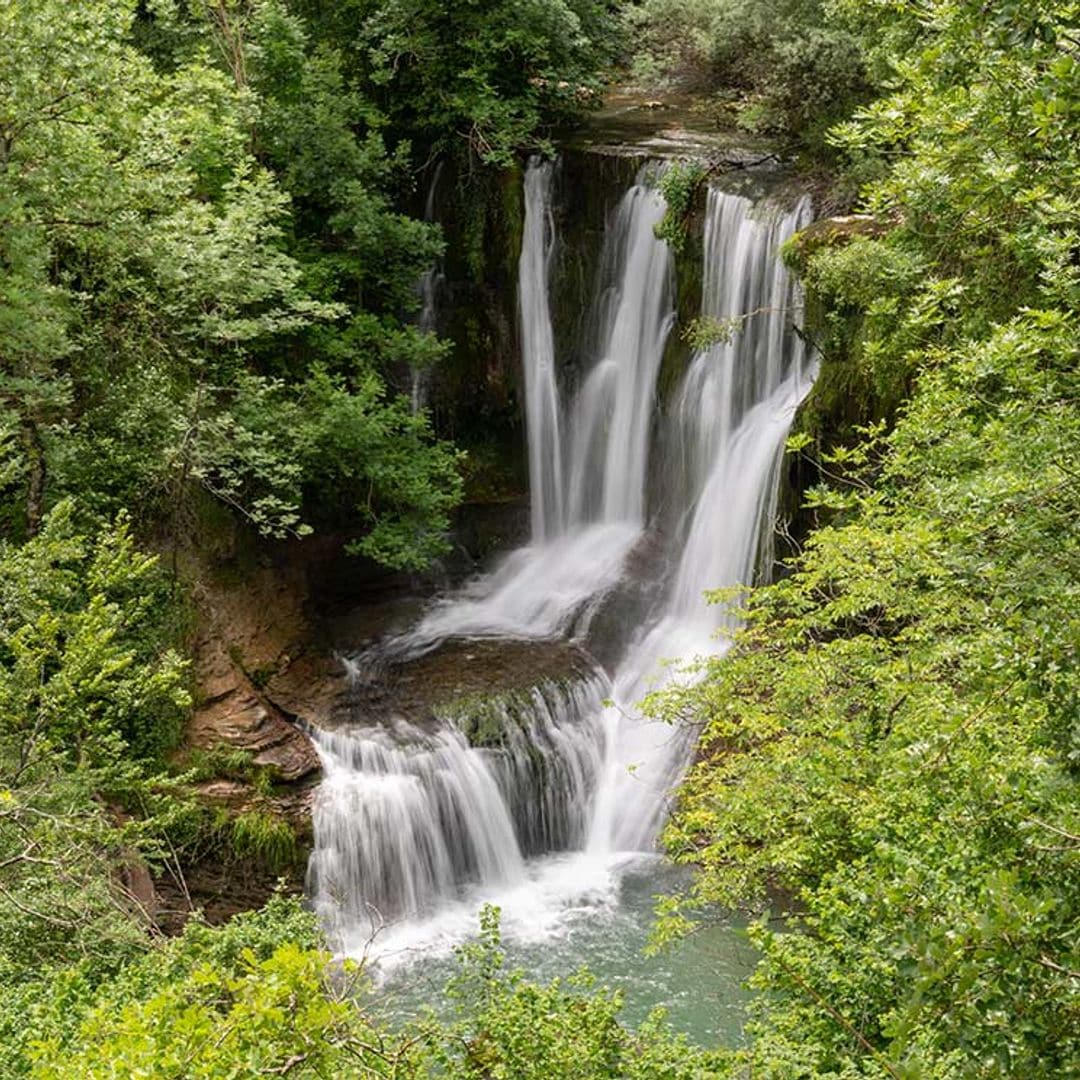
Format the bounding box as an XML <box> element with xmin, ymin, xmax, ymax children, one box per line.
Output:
<box><xmin>174</xmin><ymin>109</ymin><xmax>840</xmax><ymax>925</ymax></box>
<box><xmin>158</xmin><ymin>529</ymin><xmax>345</xmax><ymax>927</ymax></box>
<box><xmin>190</xmin><ymin>570</ymin><xmax>322</xmax><ymax>786</ymax></box>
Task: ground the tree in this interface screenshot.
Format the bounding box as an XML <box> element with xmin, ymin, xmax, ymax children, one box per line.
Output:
<box><xmin>296</xmin><ymin>0</ymin><xmax>622</xmax><ymax>165</ymax></box>
<box><xmin>1</xmin><ymin>0</ymin><xmax>465</xmax><ymax>569</ymax></box>
<box><xmin>649</xmin><ymin>1</ymin><xmax>1080</xmax><ymax>1073</ymax></box>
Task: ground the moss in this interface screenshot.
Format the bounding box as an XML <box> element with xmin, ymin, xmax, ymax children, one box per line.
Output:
<box><xmin>180</xmin><ymin>745</ymin><xmax>258</xmax><ymax>782</ymax></box>
<box><xmin>499</xmin><ymin>161</ymin><xmax>525</xmax><ymax>282</ymax></box>
<box><xmin>779</xmin><ymin>217</ymin><xmax>922</xmax><ymax>547</ymax></box>
<box><xmin>658</xmin><ymin>190</ymin><xmax>707</xmax><ymax>404</ymax></box>
<box><xmin>229</xmin><ymin>811</ymin><xmax>299</xmax><ymax>874</ymax></box>
<box><xmin>437</xmin><ymin>676</ymin><xmax>576</xmax><ymax>750</ymax></box>
<box><xmin>787</xmin><ymin>225</ymin><xmax>922</xmax><ymax>448</ymax></box>
<box><xmin>440</xmin><ymin>691</ymin><xmax>515</xmax><ymax>749</ymax></box>
<box><xmin>458</xmin><ymin>439</ymin><xmax>523</xmax><ymax>504</ymax></box>
<box><xmin>248</xmin><ymin>662</ymin><xmax>277</xmax><ymax>690</ymax></box>
<box><xmin>173</xmin><ymin>746</ymin><xmax>283</xmax><ymax>804</ymax></box>
<box><xmin>782</xmin><ymin>213</ymin><xmax>893</xmax><ymax>275</ymax></box>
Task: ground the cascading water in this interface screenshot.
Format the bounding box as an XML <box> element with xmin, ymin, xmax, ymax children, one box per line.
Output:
<box><xmin>588</xmin><ymin>189</ymin><xmax>815</xmax><ymax>853</ymax></box>
<box><xmin>394</xmin><ymin>160</ymin><xmax>675</xmax><ymax>650</ymax></box>
<box><xmin>307</xmin><ymin>671</ymin><xmax>609</xmax><ymax>949</ymax></box>
<box><xmin>309</xmin><ymin>161</ymin><xmax>814</xmax><ymax>972</ymax></box>
<box><xmin>519</xmin><ymin>159</ymin><xmax>564</xmax><ymax>541</ymax></box>
<box><xmin>411</xmin><ymin>162</ymin><xmax>445</xmax><ymax>414</ymax></box>
<box><xmin>563</xmin><ymin>176</ymin><xmax>676</xmax><ymax>528</ymax></box>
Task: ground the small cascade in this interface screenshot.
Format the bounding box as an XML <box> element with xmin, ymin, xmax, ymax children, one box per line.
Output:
<box><xmin>667</xmin><ymin>192</ymin><xmax>813</xmax><ymax>624</ymax></box>
<box><xmin>564</xmin><ymin>174</ymin><xmax>675</xmax><ymax>528</ymax></box>
<box><xmin>445</xmin><ymin>676</ymin><xmax>608</xmax><ymax>856</ymax></box>
<box><xmin>309</xmin><ymin>721</ymin><xmax>524</xmax><ymax>928</ymax></box>
<box><xmin>307</xmin><ymin>670</ymin><xmax>609</xmax><ymax>930</ymax></box>
<box><xmin>411</xmin><ymin>162</ymin><xmax>445</xmax><ymax>413</ymax></box>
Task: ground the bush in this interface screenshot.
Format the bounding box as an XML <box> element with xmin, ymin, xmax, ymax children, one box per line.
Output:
<box><xmin>627</xmin><ymin>0</ymin><xmax>872</xmax><ymax>155</ymax></box>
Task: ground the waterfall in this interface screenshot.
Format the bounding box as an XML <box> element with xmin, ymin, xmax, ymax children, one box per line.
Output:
<box><xmin>310</xmin><ymin>164</ymin><xmax>815</xmax><ymax>962</ymax></box>
<box><xmin>519</xmin><ymin>159</ymin><xmax>565</xmax><ymax>540</ymax></box>
<box><xmin>521</xmin><ymin>158</ymin><xmax>675</xmax><ymax>539</ymax></box>
<box><xmin>564</xmin><ymin>176</ymin><xmax>675</xmax><ymax>528</ymax></box>
<box><xmin>307</xmin><ymin>671</ymin><xmax>609</xmax><ymax>934</ymax></box>
<box><xmin>588</xmin><ymin>190</ymin><xmax>815</xmax><ymax>853</ymax></box>
<box><xmin>396</xmin><ymin>161</ymin><xmax>674</xmax><ymax>650</ymax></box>
<box><xmin>411</xmin><ymin>162</ymin><xmax>445</xmax><ymax>413</ymax></box>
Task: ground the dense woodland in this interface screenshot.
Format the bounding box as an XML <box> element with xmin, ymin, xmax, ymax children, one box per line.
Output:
<box><xmin>1</xmin><ymin>0</ymin><xmax>1078</xmax><ymax>1076</ymax></box>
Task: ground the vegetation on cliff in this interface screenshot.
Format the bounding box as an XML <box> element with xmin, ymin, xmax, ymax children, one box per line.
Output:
<box><xmin>2</xmin><ymin>0</ymin><xmax>1078</xmax><ymax>1076</ymax></box>
<box><xmin>0</xmin><ymin>1</ymin><xmax>626</xmax><ymax>1074</ymax></box>
<box><xmin>647</xmin><ymin>0</ymin><xmax>1080</xmax><ymax>1075</ymax></box>
<box><xmin>0</xmin><ymin>0</ymin><xmax>469</xmax><ymax>569</ymax></box>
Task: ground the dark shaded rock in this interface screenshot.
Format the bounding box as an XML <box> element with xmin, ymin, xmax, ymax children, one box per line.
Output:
<box><xmin>118</xmin><ymin>853</ymin><xmax>159</xmax><ymax>925</ymax></box>
<box><xmin>331</xmin><ymin>637</ymin><xmax>602</xmax><ymax>732</ymax></box>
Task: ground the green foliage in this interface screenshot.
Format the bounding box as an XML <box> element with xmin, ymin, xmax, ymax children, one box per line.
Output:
<box><xmin>34</xmin><ymin>943</ymin><xmax>357</xmax><ymax>1079</ymax></box>
<box><xmin>0</xmin><ymin>503</ymin><xmax>190</xmax><ymax>772</ymax></box>
<box><xmin>1</xmin><ymin>0</ymin><xmax>464</xmax><ymax>571</ymax></box>
<box><xmin>627</xmin><ymin>0</ymin><xmax>872</xmax><ymax>154</ymax></box>
<box><xmin>181</xmin><ymin>744</ymin><xmax>261</xmax><ymax>784</ymax></box>
<box><xmin>656</xmin><ymin>161</ymin><xmax>707</xmax><ymax>251</ymax></box>
<box><xmin>27</xmin><ymin>895</ymin><xmax>345</xmax><ymax>1080</ymax></box>
<box><xmin>0</xmin><ymin>504</ymin><xmax>202</xmax><ymax>1021</ymax></box>
<box><xmin>299</xmin><ymin>0</ymin><xmax>622</xmax><ymax>165</ymax></box>
<box><xmin>229</xmin><ymin>810</ymin><xmax>299</xmax><ymax>874</ymax></box>
<box><xmin>7</xmin><ymin>897</ymin><xmax>720</xmax><ymax>1079</ymax></box>
<box><xmin>649</xmin><ymin>2</ymin><xmax>1080</xmax><ymax>1074</ymax></box>
<box><xmin>429</xmin><ymin>906</ymin><xmax>729</xmax><ymax>1079</ymax></box>
<box><xmin>653</xmin><ymin>313</ymin><xmax>1080</xmax><ymax>1077</ymax></box>
<box><xmin>297</xmin><ymin>370</ymin><xmax>464</xmax><ymax>569</ymax></box>
<box><xmin>167</xmin><ymin>369</ymin><xmax>463</xmax><ymax>566</ymax></box>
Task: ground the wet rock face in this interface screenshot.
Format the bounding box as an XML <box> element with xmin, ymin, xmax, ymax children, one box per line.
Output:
<box><xmin>162</xmin><ymin>533</ymin><xmax>355</xmax><ymax>931</ymax></box>
<box><xmin>188</xmin><ymin>691</ymin><xmax>320</xmax><ymax>782</ymax></box>
<box><xmin>184</xmin><ymin>530</ymin><xmax>365</xmax><ymax>782</ymax></box>
<box><xmin>330</xmin><ymin>636</ymin><xmax>600</xmax><ymax>733</ymax></box>
<box><xmin>190</xmin><ymin>609</ymin><xmax>331</xmax><ymax>784</ymax></box>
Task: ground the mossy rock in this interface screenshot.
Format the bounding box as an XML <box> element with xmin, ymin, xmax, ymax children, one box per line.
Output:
<box><xmin>435</xmin><ymin>674</ymin><xmax>579</xmax><ymax>750</ymax></box>
<box><xmin>783</xmin><ymin>213</ymin><xmax>894</xmax><ymax>274</ymax></box>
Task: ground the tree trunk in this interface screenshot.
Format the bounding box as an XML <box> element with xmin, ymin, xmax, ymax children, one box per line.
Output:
<box><xmin>24</xmin><ymin>418</ymin><xmax>45</xmax><ymax>537</ymax></box>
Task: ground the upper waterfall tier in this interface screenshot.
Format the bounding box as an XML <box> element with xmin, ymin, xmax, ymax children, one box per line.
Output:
<box><xmin>519</xmin><ymin>160</ymin><xmax>564</xmax><ymax>541</ymax></box>
<box><xmin>393</xmin><ymin>159</ymin><xmax>675</xmax><ymax>651</ymax></box>
<box><xmin>562</xmin><ymin>168</ymin><xmax>674</xmax><ymax>530</ymax></box>
<box><xmin>523</xmin><ymin>155</ymin><xmax>675</xmax><ymax>539</ymax></box>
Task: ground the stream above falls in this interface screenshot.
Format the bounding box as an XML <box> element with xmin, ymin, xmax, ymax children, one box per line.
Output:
<box><xmin>304</xmin><ymin>150</ymin><xmax>814</xmax><ymax>1046</ymax></box>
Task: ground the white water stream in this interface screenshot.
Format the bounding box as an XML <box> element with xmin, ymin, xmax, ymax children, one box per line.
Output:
<box><xmin>410</xmin><ymin>162</ymin><xmax>445</xmax><ymax>414</ymax></box>
<box><xmin>309</xmin><ymin>162</ymin><xmax>813</xmax><ymax>972</ymax></box>
<box><xmin>392</xmin><ymin>162</ymin><xmax>674</xmax><ymax>651</ymax></box>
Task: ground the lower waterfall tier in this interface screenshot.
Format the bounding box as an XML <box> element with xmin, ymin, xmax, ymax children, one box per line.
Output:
<box><xmin>307</xmin><ymin>669</ymin><xmax>610</xmax><ymax>931</ymax></box>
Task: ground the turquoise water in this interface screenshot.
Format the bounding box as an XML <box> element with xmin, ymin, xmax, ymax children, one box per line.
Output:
<box><xmin>365</xmin><ymin>857</ymin><xmax>757</xmax><ymax>1048</ymax></box>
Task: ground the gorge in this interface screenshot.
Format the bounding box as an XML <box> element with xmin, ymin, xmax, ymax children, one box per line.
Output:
<box><xmin>7</xmin><ymin>3</ymin><xmax>1074</xmax><ymax>1073</ymax></box>
<box><xmin>302</xmin><ymin>152</ymin><xmax>814</xmax><ymax>1035</ymax></box>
